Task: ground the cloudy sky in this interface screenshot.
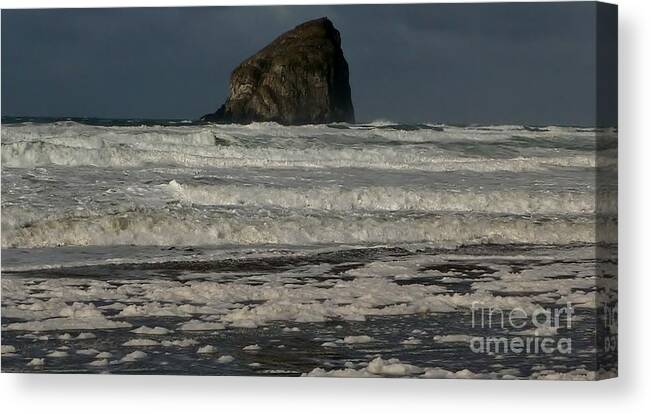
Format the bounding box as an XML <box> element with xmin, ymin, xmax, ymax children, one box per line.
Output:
<box><xmin>1</xmin><ymin>3</ymin><xmax>616</xmax><ymax>125</ymax></box>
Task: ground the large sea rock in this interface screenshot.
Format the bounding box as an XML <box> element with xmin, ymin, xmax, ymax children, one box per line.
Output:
<box><xmin>201</xmin><ymin>17</ymin><xmax>355</xmax><ymax>125</ymax></box>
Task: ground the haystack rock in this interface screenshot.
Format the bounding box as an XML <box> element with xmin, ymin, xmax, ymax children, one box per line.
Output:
<box><xmin>201</xmin><ymin>17</ymin><xmax>355</xmax><ymax>125</ymax></box>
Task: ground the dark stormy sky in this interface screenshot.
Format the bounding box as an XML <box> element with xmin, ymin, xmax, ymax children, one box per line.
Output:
<box><xmin>1</xmin><ymin>3</ymin><xmax>617</xmax><ymax>125</ymax></box>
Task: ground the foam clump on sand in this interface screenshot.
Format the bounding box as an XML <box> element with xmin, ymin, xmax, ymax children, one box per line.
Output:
<box><xmin>366</xmin><ymin>357</ymin><xmax>424</xmax><ymax>376</ymax></box>
<box><xmin>88</xmin><ymin>359</ymin><xmax>109</xmax><ymax>367</ymax></box>
<box><xmin>304</xmin><ymin>367</ymin><xmax>376</xmax><ymax>378</ymax></box>
<box><xmin>28</xmin><ymin>358</ymin><xmax>45</xmax><ymax>367</ymax></box>
<box><xmin>400</xmin><ymin>337</ymin><xmax>422</xmax><ymax>345</ymax></box>
<box><xmin>282</xmin><ymin>327</ymin><xmax>301</xmax><ymax>332</ymax></box>
<box><xmin>421</xmin><ymin>368</ymin><xmax>503</xmax><ymax>379</ymax></box>
<box><xmin>305</xmin><ymin>357</ymin><xmax>515</xmax><ymax>379</ymax></box>
<box><xmin>1</xmin><ymin>345</ymin><xmax>17</xmax><ymax>355</ymax></box>
<box><xmin>117</xmin><ymin>303</ymin><xmax>191</xmax><ymax>318</ymax></box>
<box><xmin>433</xmin><ymin>334</ymin><xmax>474</xmax><ymax>343</ymax></box>
<box><xmin>197</xmin><ymin>345</ymin><xmax>217</xmax><ymax>354</ymax></box>
<box><xmin>5</xmin><ymin>302</ymin><xmax>131</xmax><ymax>331</ymax></box>
<box><xmin>46</xmin><ymin>350</ymin><xmax>69</xmax><ymax>358</ymax></box>
<box><xmin>305</xmin><ymin>357</ymin><xmax>423</xmax><ymax>377</ymax></box>
<box><xmin>217</xmin><ymin>355</ymin><xmax>234</xmax><ymax>364</ymax></box>
<box><xmin>131</xmin><ymin>326</ymin><xmax>171</xmax><ymax>335</ymax></box>
<box><xmin>343</xmin><ymin>335</ymin><xmax>374</xmax><ymax>344</ymax></box>
<box><xmin>58</xmin><ymin>332</ymin><xmax>97</xmax><ymax>340</ymax></box>
<box><xmin>229</xmin><ymin>319</ymin><xmax>259</xmax><ymax>328</ymax></box>
<box><xmin>529</xmin><ymin>368</ymin><xmax>597</xmax><ymax>381</ymax></box>
<box><xmin>122</xmin><ymin>339</ymin><xmax>159</xmax><ymax>347</ymax></box>
<box><xmin>161</xmin><ymin>339</ymin><xmax>198</xmax><ymax>347</ymax></box>
<box><xmin>120</xmin><ymin>350</ymin><xmax>147</xmax><ymax>363</ymax></box>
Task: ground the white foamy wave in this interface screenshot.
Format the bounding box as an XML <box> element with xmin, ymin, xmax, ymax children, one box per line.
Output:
<box><xmin>1</xmin><ymin>121</ymin><xmax>220</xmax><ymax>147</ymax></box>
<box><xmin>163</xmin><ymin>180</ymin><xmax>613</xmax><ymax>215</ymax></box>
<box><xmin>1</xmin><ymin>207</ymin><xmax>613</xmax><ymax>249</ymax></box>
<box><xmin>1</xmin><ymin>122</ymin><xmax>607</xmax><ymax>172</ymax></box>
<box><xmin>1</xmin><ymin>122</ymin><xmax>615</xmax><ymax>250</ymax></box>
<box><xmin>2</xmin><ymin>139</ymin><xmax>602</xmax><ymax>172</ymax></box>
<box><xmin>2</xmin><ymin>119</ymin><xmax>614</xmax><ymax>143</ymax></box>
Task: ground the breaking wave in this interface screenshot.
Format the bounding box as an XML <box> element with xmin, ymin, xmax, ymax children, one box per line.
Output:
<box><xmin>1</xmin><ymin>121</ymin><xmax>616</xmax><ymax>250</ymax></box>
<box><xmin>163</xmin><ymin>180</ymin><xmax>614</xmax><ymax>215</ymax></box>
<box><xmin>2</xmin><ymin>207</ymin><xmax>613</xmax><ymax>249</ymax></box>
<box><xmin>1</xmin><ymin>121</ymin><xmax>612</xmax><ymax>172</ymax></box>
<box><xmin>1</xmin><ymin>137</ymin><xmax>602</xmax><ymax>172</ymax></box>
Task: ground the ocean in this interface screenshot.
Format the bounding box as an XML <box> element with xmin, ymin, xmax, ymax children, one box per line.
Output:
<box><xmin>0</xmin><ymin>118</ymin><xmax>617</xmax><ymax>378</ymax></box>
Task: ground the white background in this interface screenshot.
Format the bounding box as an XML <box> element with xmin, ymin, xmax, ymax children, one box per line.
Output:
<box><xmin>0</xmin><ymin>0</ymin><xmax>649</xmax><ymax>412</ymax></box>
